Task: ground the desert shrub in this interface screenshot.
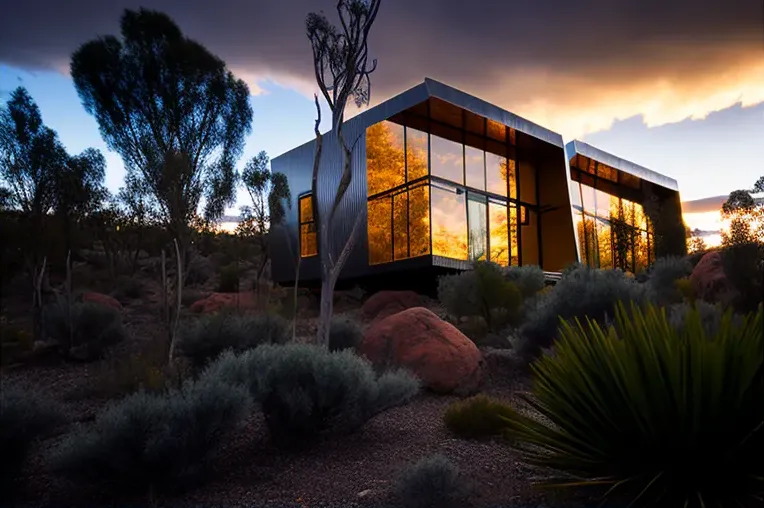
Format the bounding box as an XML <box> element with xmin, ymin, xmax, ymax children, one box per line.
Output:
<box><xmin>504</xmin><ymin>265</ymin><xmax>546</xmax><ymax>299</ymax></box>
<box><xmin>204</xmin><ymin>344</ymin><xmax>420</xmax><ymax>446</ymax></box>
<box><xmin>720</xmin><ymin>242</ymin><xmax>764</xmax><ymax>313</ymax></box>
<box><xmin>112</xmin><ymin>275</ymin><xmax>145</xmax><ymax>301</ymax></box>
<box><xmin>176</xmin><ymin>311</ymin><xmax>288</xmax><ymax>369</ymax></box>
<box><xmin>185</xmin><ymin>253</ymin><xmax>214</xmax><ymax>286</ymax></box>
<box><xmin>675</xmin><ymin>277</ymin><xmax>695</xmax><ymax>301</ymax></box>
<box><xmin>1</xmin><ymin>387</ymin><xmax>64</xmax><ymax>497</ymax></box>
<box><xmin>443</xmin><ymin>394</ymin><xmax>515</xmax><ymax>439</ymax></box>
<box><xmin>645</xmin><ymin>255</ymin><xmax>693</xmax><ymax>305</ymax></box>
<box><xmin>50</xmin><ymin>377</ymin><xmax>250</xmax><ymax>498</ymax></box>
<box><xmin>502</xmin><ymin>302</ymin><xmax>764</xmax><ymax>507</ymax></box>
<box><xmin>516</xmin><ymin>265</ymin><xmax>645</xmax><ymax>360</ymax></box>
<box><xmin>0</xmin><ymin>316</ymin><xmax>33</xmax><ymax>366</ymax></box>
<box><xmin>438</xmin><ymin>261</ymin><xmax>523</xmax><ymax>333</ymax></box>
<box><xmin>329</xmin><ymin>316</ymin><xmax>363</xmax><ymax>352</ymax></box>
<box><xmin>41</xmin><ymin>296</ymin><xmax>125</xmax><ymax>361</ymax></box>
<box><xmin>394</xmin><ymin>454</ymin><xmax>470</xmax><ymax>508</ymax></box>
<box><xmin>216</xmin><ymin>263</ymin><xmax>240</xmax><ymax>293</ymax></box>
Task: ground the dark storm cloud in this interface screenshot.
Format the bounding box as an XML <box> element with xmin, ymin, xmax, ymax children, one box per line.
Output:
<box><xmin>1</xmin><ymin>0</ymin><xmax>762</xmax><ymax>134</ymax></box>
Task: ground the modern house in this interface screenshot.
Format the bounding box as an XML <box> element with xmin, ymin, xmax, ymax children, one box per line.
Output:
<box><xmin>270</xmin><ymin>78</ymin><xmax>685</xmax><ymax>286</ymax></box>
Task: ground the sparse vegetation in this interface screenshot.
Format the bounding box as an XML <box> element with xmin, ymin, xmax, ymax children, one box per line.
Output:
<box><xmin>438</xmin><ymin>261</ymin><xmax>524</xmax><ymax>335</ymax></box>
<box><xmin>515</xmin><ymin>264</ymin><xmax>645</xmax><ymax>359</ymax></box>
<box><xmin>502</xmin><ymin>302</ymin><xmax>764</xmax><ymax>507</ymax></box>
<box><xmin>504</xmin><ymin>265</ymin><xmax>546</xmax><ymax>300</ymax></box>
<box><xmin>50</xmin><ymin>378</ymin><xmax>251</xmax><ymax>498</ymax></box>
<box><xmin>204</xmin><ymin>344</ymin><xmax>420</xmax><ymax>447</ymax></box>
<box><xmin>443</xmin><ymin>394</ymin><xmax>515</xmax><ymax>439</ymax></box>
<box><xmin>216</xmin><ymin>263</ymin><xmax>240</xmax><ymax>293</ymax></box>
<box><xmin>394</xmin><ymin>454</ymin><xmax>470</xmax><ymax>508</ymax></box>
<box><xmin>328</xmin><ymin>316</ymin><xmax>363</xmax><ymax>352</ymax></box>
<box><xmin>41</xmin><ymin>296</ymin><xmax>125</xmax><ymax>361</ymax></box>
<box><xmin>645</xmin><ymin>255</ymin><xmax>693</xmax><ymax>305</ymax></box>
<box><xmin>1</xmin><ymin>387</ymin><xmax>64</xmax><ymax>498</ymax></box>
<box><xmin>176</xmin><ymin>311</ymin><xmax>289</xmax><ymax>369</ymax></box>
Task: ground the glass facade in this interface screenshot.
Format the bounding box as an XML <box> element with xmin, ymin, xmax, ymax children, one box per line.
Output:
<box><xmin>569</xmin><ymin>155</ymin><xmax>654</xmax><ymax>273</ymax></box>
<box><xmin>366</xmin><ymin>117</ymin><xmax>531</xmax><ymax>266</ymax></box>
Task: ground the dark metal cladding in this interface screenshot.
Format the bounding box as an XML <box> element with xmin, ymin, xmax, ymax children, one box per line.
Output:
<box><xmin>565</xmin><ymin>140</ymin><xmax>679</xmax><ymax>191</ymax></box>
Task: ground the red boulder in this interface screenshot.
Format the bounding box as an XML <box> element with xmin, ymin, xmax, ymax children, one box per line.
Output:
<box><xmin>360</xmin><ymin>306</ymin><xmax>484</xmax><ymax>395</ymax></box>
<box><xmin>190</xmin><ymin>292</ymin><xmax>258</xmax><ymax>314</ymax></box>
<box><xmin>361</xmin><ymin>290</ymin><xmax>424</xmax><ymax>321</ymax></box>
<box><xmin>82</xmin><ymin>292</ymin><xmax>123</xmax><ymax>311</ymax></box>
<box><xmin>690</xmin><ymin>252</ymin><xmax>738</xmax><ymax>306</ymax></box>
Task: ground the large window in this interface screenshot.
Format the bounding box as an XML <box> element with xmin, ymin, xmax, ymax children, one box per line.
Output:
<box><xmin>571</xmin><ymin>180</ymin><xmax>654</xmax><ymax>273</ymax></box>
<box><xmin>299</xmin><ymin>194</ymin><xmax>317</xmax><ymax>258</ymax></box>
<box><xmin>366</xmin><ymin>116</ymin><xmax>528</xmax><ymax>268</ymax></box>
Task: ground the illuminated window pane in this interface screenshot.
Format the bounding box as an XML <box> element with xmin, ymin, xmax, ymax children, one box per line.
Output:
<box><xmin>366</xmin><ymin>121</ymin><xmax>405</xmax><ymax>196</ymax></box>
<box><xmin>431</xmin><ymin>183</ymin><xmax>467</xmax><ymax>260</ymax></box>
<box><xmin>431</xmin><ymin>135</ymin><xmax>464</xmax><ymax>184</ymax></box>
<box><xmin>393</xmin><ymin>191</ymin><xmax>409</xmax><ymax>260</ymax></box>
<box><xmin>509</xmin><ymin>128</ymin><xmax>517</xmax><ymax>146</ymax></box>
<box><xmin>465</xmin><ymin>146</ymin><xmax>485</xmax><ymax>190</ymax></box>
<box><xmin>409</xmin><ymin>184</ymin><xmax>430</xmax><ymax>257</ymax></box>
<box><xmin>367</xmin><ymin>197</ymin><xmax>392</xmax><ymax>264</ymax></box>
<box><xmin>581</xmin><ymin>184</ymin><xmax>596</xmax><ymax>214</ymax></box>
<box><xmin>299</xmin><ymin>195</ymin><xmax>317</xmax><ymax>258</ymax></box>
<box><xmin>583</xmin><ymin>215</ymin><xmax>599</xmax><ymax>266</ymax></box>
<box><xmin>467</xmin><ymin>193</ymin><xmax>488</xmax><ymax>262</ymax></box>
<box><xmin>621</xmin><ymin>172</ymin><xmax>640</xmax><ymax>189</ymax></box>
<box><xmin>406</xmin><ymin>127</ymin><xmax>428</xmax><ymax>181</ymax></box>
<box><xmin>489</xmin><ymin>200</ymin><xmax>509</xmax><ymax>266</ymax></box>
<box><xmin>574</xmin><ymin>212</ymin><xmax>586</xmax><ymax>263</ymax></box>
<box><xmin>509</xmin><ymin>204</ymin><xmax>519</xmax><ymax>266</ymax></box>
<box><xmin>595</xmin><ymin>189</ymin><xmax>613</xmax><ymax>219</ymax></box>
<box><xmin>597</xmin><ymin>218</ymin><xmax>613</xmax><ymax>269</ymax></box>
<box><xmin>486</xmin><ymin>153</ymin><xmax>510</xmax><ymax>197</ymax></box>
<box><xmin>634</xmin><ymin>202</ymin><xmax>648</xmax><ymax>231</ymax></box>
<box><xmin>635</xmin><ymin>231</ymin><xmax>649</xmax><ymax>273</ymax></box>
<box><xmin>487</xmin><ymin>119</ymin><xmax>506</xmax><ymax>142</ymax></box>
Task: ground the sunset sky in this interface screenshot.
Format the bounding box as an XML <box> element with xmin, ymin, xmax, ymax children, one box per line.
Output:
<box><xmin>1</xmin><ymin>0</ymin><xmax>762</xmax><ymax>230</ymax></box>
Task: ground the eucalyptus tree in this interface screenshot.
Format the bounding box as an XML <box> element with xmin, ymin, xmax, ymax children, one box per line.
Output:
<box><xmin>306</xmin><ymin>0</ymin><xmax>382</xmax><ymax>346</ymax></box>
<box><xmin>70</xmin><ymin>8</ymin><xmax>253</xmax><ymax>264</ymax></box>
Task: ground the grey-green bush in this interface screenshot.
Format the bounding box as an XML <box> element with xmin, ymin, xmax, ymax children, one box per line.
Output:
<box><xmin>204</xmin><ymin>344</ymin><xmax>420</xmax><ymax>446</ymax></box>
<box><xmin>438</xmin><ymin>261</ymin><xmax>523</xmax><ymax>332</ymax></box>
<box><xmin>645</xmin><ymin>256</ymin><xmax>693</xmax><ymax>305</ymax></box>
<box><xmin>50</xmin><ymin>378</ymin><xmax>250</xmax><ymax>497</ymax></box>
<box><xmin>666</xmin><ymin>300</ymin><xmax>744</xmax><ymax>337</ymax></box>
<box><xmin>1</xmin><ymin>387</ymin><xmax>63</xmax><ymax>498</ymax></box>
<box><xmin>216</xmin><ymin>263</ymin><xmax>240</xmax><ymax>292</ymax></box>
<box><xmin>516</xmin><ymin>265</ymin><xmax>645</xmax><ymax>359</ymax></box>
<box><xmin>329</xmin><ymin>317</ymin><xmax>363</xmax><ymax>352</ymax></box>
<box><xmin>504</xmin><ymin>265</ymin><xmax>546</xmax><ymax>299</ymax></box>
<box><xmin>42</xmin><ymin>296</ymin><xmax>125</xmax><ymax>361</ymax></box>
<box><xmin>394</xmin><ymin>454</ymin><xmax>470</xmax><ymax>508</ymax></box>
<box><xmin>176</xmin><ymin>311</ymin><xmax>288</xmax><ymax>369</ymax></box>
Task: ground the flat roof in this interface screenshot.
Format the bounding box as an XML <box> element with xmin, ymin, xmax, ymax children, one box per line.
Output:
<box><xmin>565</xmin><ymin>140</ymin><xmax>679</xmax><ymax>191</ymax></box>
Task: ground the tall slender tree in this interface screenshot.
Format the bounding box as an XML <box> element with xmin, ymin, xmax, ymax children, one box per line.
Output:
<box><xmin>70</xmin><ymin>8</ymin><xmax>253</xmax><ymax>265</ymax></box>
<box><xmin>306</xmin><ymin>0</ymin><xmax>382</xmax><ymax>346</ymax></box>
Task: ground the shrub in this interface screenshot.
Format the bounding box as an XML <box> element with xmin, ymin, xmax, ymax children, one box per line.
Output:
<box><xmin>50</xmin><ymin>378</ymin><xmax>250</xmax><ymax>498</ymax></box>
<box><xmin>0</xmin><ymin>316</ymin><xmax>33</xmax><ymax>366</ymax></box>
<box><xmin>443</xmin><ymin>394</ymin><xmax>515</xmax><ymax>439</ymax></box>
<box><xmin>1</xmin><ymin>387</ymin><xmax>64</xmax><ymax>497</ymax></box>
<box><xmin>176</xmin><ymin>311</ymin><xmax>289</xmax><ymax>369</ymax></box>
<box><xmin>41</xmin><ymin>296</ymin><xmax>125</xmax><ymax>361</ymax></box>
<box><xmin>328</xmin><ymin>316</ymin><xmax>363</xmax><ymax>352</ymax></box>
<box><xmin>720</xmin><ymin>242</ymin><xmax>764</xmax><ymax>313</ymax></box>
<box><xmin>675</xmin><ymin>277</ymin><xmax>695</xmax><ymax>301</ymax></box>
<box><xmin>216</xmin><ymin>263</ymin><xmax>240</xmax><ymax>293</ymax></box>
<box><xmin>502</xmin><ymin>302</ymin><xmax>764</xmax><ymax>507</ymax></box>
<box><xmin>185</xmin><ymin>252</ymin><xmax>214</xmax><ymax>286</ymax></box>
<box><xmin>504</xmin><ymin>265</ymin><xmax>546</xmax><ymax>299</ymax></box>
<box><xmin>394</xmin><ymin>454</ymin><xmax>470</xmax><ymax>508</ymax></box>
<box><xmin>438</xmin><ymin>261</ymin><xmax>523</xmax><ymax>333</ymax></box>
<box><xmin>204</xmin><ymin>344</ymin><xmax>420</xmax><ymax>446</ymax></box>
<box><xmin>645</xmin><ymin>255</ymin><xmax>693</xmax><ymax>305</ymax></box>
<box><xmin>112</xmin><ymin>275</ymin><xmax>144</xmax><ymax>301</ymax></box>
<box><xmin>516</xmin><ymin>265</ymin><xmax>645</xmax><ymax>360</ymax></box>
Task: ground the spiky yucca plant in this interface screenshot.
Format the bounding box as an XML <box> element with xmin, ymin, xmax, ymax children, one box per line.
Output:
<box><xmin>502</xmin><ymin>302</ymin><xmax>763</xmax><ymax>508</ymax></box>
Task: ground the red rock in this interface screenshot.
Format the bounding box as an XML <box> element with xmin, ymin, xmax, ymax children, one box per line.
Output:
<box><xmin>360</xmin><ymin>307</ymin><xmax>484</xmax><ymax>395</ymax></box>
<box><xmin>81</xmin><ymin>292</ymin><xmax>122</xmax><ymax>311</ymax></box>
<box><xmin>361</xmin><ymin>290</ymin><xmax>423</xmax><ymax>321</ymax></box>
<box><xmin>189</xmin><ymin>292</ymin><xmax>258</xmax><ymax>314</ymax></box>
<box><xmin>690</xmin><ymin>252</ymin><xmax>738</xmax><ymax>306</ymax></box>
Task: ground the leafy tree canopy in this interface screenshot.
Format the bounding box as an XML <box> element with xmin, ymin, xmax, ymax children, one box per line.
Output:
<box><xmin>70</xmin><ymin>8</ymin><xmax>253</xmax><ymax>238</ymax></box>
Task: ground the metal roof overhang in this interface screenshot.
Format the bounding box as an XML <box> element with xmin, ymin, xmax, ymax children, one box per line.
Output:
<box><xmin>565</xmin><ymin>139</ymin><xmax>679</xmax><ymax>191</ymax></box>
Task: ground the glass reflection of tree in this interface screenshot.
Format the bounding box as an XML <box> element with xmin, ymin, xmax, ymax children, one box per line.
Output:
<box><xmin>366</xmin><ymin>121</ymin><xmax>430</xmax><ymax>264</ymax></box>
